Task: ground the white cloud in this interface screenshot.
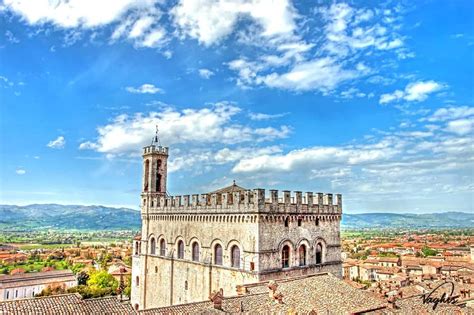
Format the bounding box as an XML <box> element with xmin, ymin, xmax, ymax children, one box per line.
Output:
<box><xmin>171</xmin><ymin>0</ymin><xmax>297</xmax><ymax>46</ymax></box>
<box><xmin>47</xmin><ymin>136</ymin><xmax>65</xmax><ymax>149</ymax></box>
<box><xmin>445</xmin><ymin>119</ymin><xmax>473</xmax><ymax>135</ymax></box>
<box><xmin>140</xmin><ymin>28</ymin><xmax>166</xmax><ymax>48</ymax></box>
<box><xmin>80</xmin><ymin>103</ymin><xmax>290</xmax><ymax>156</ymax></box>
<box><xmin>128</xmin><ymin>16</ymin><xmax>155</xmax><ymax>39</ymax></box>
<box><xmin>232</xmin><ymin>143</ymin><xmax>398</xmax><ymax>174</ymax></box>
<box><xmin>126</xmin><ymin>83</ymin><xmax>163</xmax><ymax>94</ymax></box>
<box><xmin>380</xmin><ymin>80</ymin><xmax>444</xmax><ymax>104</ymax></box>
<box><xmin>16</xmin><ymin>168</ymin><xmax>26</xmax><ymax>175</ymax></box>
<box><xmin>261</xmin><ymin>58</ymin><xmax>364</xmax><ymax>92</ymax></box>
<box><xmin>319</xmin><ymin>3</ymin><xmax>404</xmax><ymax>57</ymax></box>
<box><xmin>3</xmin><ymin>0</ymin><xmax>158</xmax><ymax>28</ymax></box>
<box><xmin>198</xmin><ymin>68</ymin><xmax>214</xmax><ymax>79</ymax></box>
<box><xmin>248</xmin><ymin>112</ymin><xmax>288</xmax><ymax>121</ymax></box>
<box><xmin>5</xmin><ymin>30</ymin><xmax>20</xmax><ymax>43</ymax></box>
<box><xmin>425</xmin><ymin>106</ymin><xmax>474</xmax><ymax>122</ymax></box>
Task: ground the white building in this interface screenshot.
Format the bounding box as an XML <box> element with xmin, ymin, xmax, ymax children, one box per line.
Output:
<box><xmin>0</xmin><ymin>270</ymin><xmax>76</xmax><ymax>301</ymax></box>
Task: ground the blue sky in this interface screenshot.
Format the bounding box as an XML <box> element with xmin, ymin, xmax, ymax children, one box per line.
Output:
<box><xmin>0</xmin><ymin>0</ymin><xmax>473</xmax><ymax>213</ymax></box>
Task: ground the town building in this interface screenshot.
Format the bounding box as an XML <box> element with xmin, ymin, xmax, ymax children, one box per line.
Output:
<box><xmin>131</xmin><ymin>134</ymin><xmax>343</xmax><ymax>310</ymax></box>
<box><xmin>0</xmin><ymin>270</ymin><xmax>77</xmax><ymax>301</ymax></box>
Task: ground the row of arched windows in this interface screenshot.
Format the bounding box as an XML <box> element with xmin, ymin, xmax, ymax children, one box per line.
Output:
<box><xmin>281</xmin><ymin>243</ymin><xmax>324</xmax><ymax>269</ymax></box>
<box><xmin>148</xmin><ymin>237</ymin><xmax>242</xmax><ymax>268</ymax></box>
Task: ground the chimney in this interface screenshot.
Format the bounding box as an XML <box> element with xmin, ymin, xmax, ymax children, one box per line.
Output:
<box><xmin>267</xmin><ymin>280</ymin><xmax>278</xmax><ymax>298</ymax></box>
<box><xmin>209</xmin><ymin>288</ymin><xmax>224</xmax><ymax>310</ymax></box>
<box><xmin>236</xmin><ymin>285</ymin><xmax>248</xmax><ymax>295</ymax></box>
<box><xmin>267</xmin><ymin>280</ymin><xmax>283</xmax><ymax>304</ymax></box>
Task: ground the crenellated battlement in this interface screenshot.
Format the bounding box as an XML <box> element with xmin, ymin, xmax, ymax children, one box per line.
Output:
<box><xmin>142</xmin><ymin>189</ymin><xmax>342</xmax><ymax>215</ymax></box>
<box><xmin>143</xmin><ymin>145</ymin><xmax>169</xmax><ymax>155</ymax></box>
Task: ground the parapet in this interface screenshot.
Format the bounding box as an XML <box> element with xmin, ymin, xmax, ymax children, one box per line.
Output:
<box><xmin>143</xmin><ymin>145</ymin><xmax>169</xmax><ymax>155</ymax></box>
<box><xmin>143</xmin><ymin>189</ymin><xmax>342</xmax><ymax>214</ymax></box>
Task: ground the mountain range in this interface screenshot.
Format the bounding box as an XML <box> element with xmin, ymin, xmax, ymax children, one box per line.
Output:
<box><xmin>0</xmin><ymin>204</ymin><xmax>472</xmax><ymax>231</ymax></box>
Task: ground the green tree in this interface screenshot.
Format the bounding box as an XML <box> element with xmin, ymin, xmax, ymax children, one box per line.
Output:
<box><xmin>71</xmin><ymin>263</ymin><xmax>85</xmax><ymax>274</ymax></box>
<box><xmin>87</xmin><ymin>270</ymin><xmax>118</xmax><ymax>290</ymax></box>
<box><xmin>123</xmin><ymin>275</ymin><xmax>131</xmax><ymax>297</ymax></box>
<box><xmin>421</xmin><ymin>246</ymin><xmax>438</xmax><ymax>257</ymax></box>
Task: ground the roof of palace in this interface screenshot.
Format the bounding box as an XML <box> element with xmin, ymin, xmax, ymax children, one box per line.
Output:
<box><xmin>140</xmin><ymin>273</ymin><xmax>389</xmax><ymax>314</ymax></box>
<box><xmin>208</xmin><ymin>182</ymin><xmax>247</xmax><ymax>195</ymax></box>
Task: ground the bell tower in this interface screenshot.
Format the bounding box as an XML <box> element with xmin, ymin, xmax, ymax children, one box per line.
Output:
<box><xmin>142</xmin><ymin>126</ymin><xmax>168</xmax><ymax>198</ymax></box>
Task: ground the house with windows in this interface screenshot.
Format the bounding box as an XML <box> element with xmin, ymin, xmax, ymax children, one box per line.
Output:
<box><xmin>131</xmin><ymin>133</ymin><xmax>343</xmax><ymax>311</ymax></box>
<box><xmin>0</xmin><ymin>270</ymin><xmax>76</xmax><ymax>301</ymax></box>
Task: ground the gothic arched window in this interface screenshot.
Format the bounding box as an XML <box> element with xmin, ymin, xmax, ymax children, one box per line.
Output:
<box><xmin>214</xmin><ymin>244</ymin><xmax>223</xmax><ymax>265</ymax></box>
<box><xmin>316</xmin><ymin>243</ymin><xmax>323</xmax><ymax>264</ymax></box>
<box><xmin>160</xmin><ymin>239</ymin><xmax>166</xmax><ymax>256</ymax></box>
<box><xmin>150</xmin><ymin>238</ymin><xmax>156</xmax><ymax>255</ymax></box>
<box><xmin>282</xmin><ymin>245</ymin><xmax>290</xmax><ymax>268</ymax></box>
<box><xmin>192</xmin><ymin>242</ymin><xmax>199</xmax><ymax>262</ymax></box>
<box><xmin>144</xmin><ymin>160</ymin><xmax>150</xmax><ymax>191</ymax></box>
<box><xmin>299</xmin><ymin>245</ymin><xmax>306</xmax><ymax>266</ymax></box>
<box><xmin>177</xmin><ymin>240</ymin><xmax>184</xmax><ymax>259</ymax></box>
<box><xmin>231</xmin><ymin>245</ymin><xmax>240</xmax><ymax>268</ymax></box>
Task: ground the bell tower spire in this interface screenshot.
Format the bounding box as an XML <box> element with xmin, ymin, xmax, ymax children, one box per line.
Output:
<box><xmin>142</xmin><ymin>125</ymin><xmax>168</xmax><ymax>199</ymax></box>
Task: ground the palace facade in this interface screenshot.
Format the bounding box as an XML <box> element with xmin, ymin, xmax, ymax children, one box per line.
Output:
<box><xmin>131</xmin><ymin>139</ymin><xmax>343</xmax><ymax>311</ymax></box>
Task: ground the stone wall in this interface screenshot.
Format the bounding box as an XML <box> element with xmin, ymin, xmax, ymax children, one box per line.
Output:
<box><xmin>138</xmin><ymin>256</ymin><xmax>259</xmax><ymax>309</ymax></box>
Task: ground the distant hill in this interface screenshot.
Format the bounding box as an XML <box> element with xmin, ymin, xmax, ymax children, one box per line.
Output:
<box><xmin>342</xmin><ymin>212</ymin><xmax>474</xmax><ymax>229</ymax></box>
<box><xmin>0</xmin><ymin>204</ymin><xmax>472</xmax><ymax>231</ymax></box>
<box><xmin>0</xmin><ymin>204</ymin><xmax>141</xmax><ymax>231</ymax></box>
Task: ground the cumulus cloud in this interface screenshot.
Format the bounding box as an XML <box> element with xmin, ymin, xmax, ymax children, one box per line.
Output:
<box><xmin>380</xmin><ymin>80</ymin><xmax>444</xmax><ymax>104</ymax></box>
<box><xmin>47</xmin><ymin>136</ymin><xmax>65</xmax><ymax>149</ymax></box>
<box><xmin>198</xmin><ymin>68</ymin><xmax>214</xmax><ymax>79</ymax></box>
<box><xmin>425</xmin><ymin>106</ymin><xmax>474</xmax><ymax>122</ymax></box>
<box><xmin>226</xmin><ymin>105</ymin><xmax>473</xmax><ymax>208</ymax></box>
<box><xmin>3</xmin><ymin>0</ymin><xmax>159</xmax><ymax>28</ymax></box>
<box><xmin>225</xmin><ymin>2</ymin><xmax>403</xmax><ymax>92</ymax></box>
<box><xmin>79</xmin><ymin>103</ymin><xmax>290</xmax><ymax>156</ymax></box>
<box><xmin>126</xmin><ymin>83</ymin><xmax>163</xmax><ymax>94</ymax></box>
<box><xmin>16</xmin><ymin>168</ymin><xmax>26</xmax><ymax>175</ymax></box>
<box><xmin>445</xmin><ymin>119</ymin><xmax>473</xmax><ymax>135</ymax></box>
<box><xmin>171</xmin><ymin>0</ymin><xmax>297</xmax><ymax>46</ymax></box>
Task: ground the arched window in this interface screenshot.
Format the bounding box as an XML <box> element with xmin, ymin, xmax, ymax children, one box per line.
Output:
<box><xmin>298</xmin><ymin>218</ymin><xmax>302</xmax><ymax>226</ymax></box>
<box><xmin>231</xmin><ymin>245</ymin><xmax>240</xmax><ymax>268</ymax></box>
<box><xmin>150</xmin><ymin>238</ymin><xmax>156</xmax><ymax>255</ymax></box>
<box><xmin>192</xmin><ymin>242</ymin><xmax>199</xmax><ymax>262</ymax></box>
<box><xmin>177</xmin><ymin>240</ymin><xmax>184</xmax><ymax>259</ymax></box>
<box><xmin>156</xmin><ymin>160</ymin><xmax>162</xmax><ymax>192</ymax></box>
<box><xmin>6</xmin><ymin>291</ymin><xmax>9</xmax><ymax>300</ymax></box>
<box><xmin>316</xmin><ymin>243</ymin><xmax>323</xmax><ymax>264</ymax></box>
<box><xmin>134</xmin><ymin>304</ymin><xmax>139</xmax><ymax>311</ymax></box>
<box><xmin>135</xmin><ymin>242</ymin><xmax>139</xmax><ymax>255</ymax></box>
<box><xmin>144</xmin><ymin>160</ymin><xmax>150</xmax><ymax>191</ymax></box>
<box><xmin>282</xmin><ymin>245</ymin><xmax>290</xmax><ymax>268</ymax></box>
<box><xmin>136</xmin><ymin>276</ymin><xmax>140</xmax><ymax>286</ymax></box>
<box><xmin>214</xmin><ymin>244</ymin><xmax>223</xmax><ymax>265</ymax></box>
<box><xmin>299</xmin><ymin>245</ymin><xmax>306</xmax><ymax>266</ymax></box>
<box><xmin>315</xmin><ymin>218</ymin><xmax>319</xmax><ymax>226</ymax></box>
<box><xmin>284</xmin><ymin>217</ymin><xmax>289</xmax><ymax>227</ymax></box>
<box><xmin>160</xmin><ymin>239</ymin><xmax>166</xmax><ymax>256</ymax></box>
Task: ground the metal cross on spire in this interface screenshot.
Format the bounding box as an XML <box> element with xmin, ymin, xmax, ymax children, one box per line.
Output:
<box><xmin>152</xmin><ymin>124</ymin><xmax>161</xmax><ymax>146</ymax></box>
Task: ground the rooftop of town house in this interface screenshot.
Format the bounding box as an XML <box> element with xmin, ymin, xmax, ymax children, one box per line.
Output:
<box><xmin>0</xmin><ymin>293</ymin><xmax>134</xmax><ymax>315</ymax></box>
<box><xmin>0</xmin><ymin>270</ymin><xmax>76</xmax><ymax>289</ymax></box>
